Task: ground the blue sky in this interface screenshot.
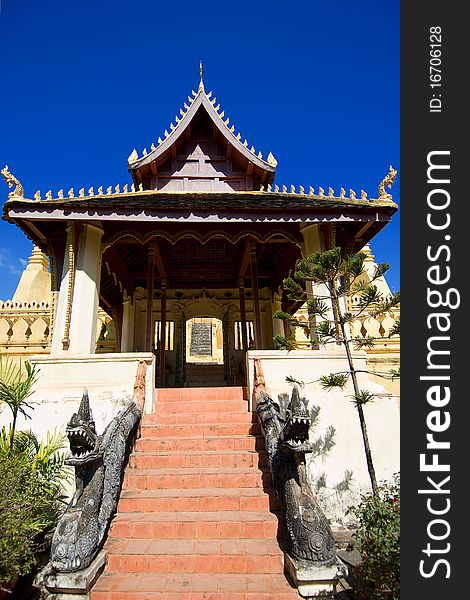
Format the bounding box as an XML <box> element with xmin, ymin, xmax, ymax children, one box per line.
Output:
<box><xmin>0</xmin><ymin>0</ymin><xmax>399</xmax><ymax>300</ymax></box>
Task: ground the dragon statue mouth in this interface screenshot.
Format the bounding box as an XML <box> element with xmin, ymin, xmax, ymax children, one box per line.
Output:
<box><xmin>66</xmin><ymin>425</ymin><xmax>99</xmax><ymax>465</ymax></box>
<box><xmin>282</xmin><ymin>415</ymin><xmax>312</xmax><ymax>452</ymax></box>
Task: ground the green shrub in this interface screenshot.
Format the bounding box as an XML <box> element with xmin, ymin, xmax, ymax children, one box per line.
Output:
<box><xmin>349</xmin><ymin>473</ymin><xmax>400</xmax><ymax>600</ymax></box>
<box><xmin>0</xmin><ymin>428</ymin><xmax>70</xmax><ymax>588</ymax></box>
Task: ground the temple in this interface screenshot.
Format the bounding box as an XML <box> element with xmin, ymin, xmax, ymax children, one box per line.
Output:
<box><xmin>1</xmin><ymin>73</ymin><xmax>400</xmax><ymax>599</ymax></box>
<box><xmin>2</xmin><ymin>74</ymin><xmax>397</xmax><ymax>389</ymax></box>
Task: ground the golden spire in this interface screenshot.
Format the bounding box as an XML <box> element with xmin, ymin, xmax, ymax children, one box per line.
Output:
<box><xmin>198</xmin><ymin>60</ymin><xmax>204</xmax><ymax>92</ymax></box>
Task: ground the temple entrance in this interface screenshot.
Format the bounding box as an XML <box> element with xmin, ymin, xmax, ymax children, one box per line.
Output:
<box><xmin>185</xmin><ymin>317</ymin><xmax>225</xmax><ymax>387</ymax></box>
<box><xmin>186</xmin><ymin>317</ymin><xmax>224</xmax><ymax>365</ymax></box>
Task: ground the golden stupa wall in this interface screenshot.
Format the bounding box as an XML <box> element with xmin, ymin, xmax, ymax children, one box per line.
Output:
<box><xmin>293</xmin><ymin>244</ymin><xmax>400</xmax><ymax>398</ymax></box>
<box><xmin>0</xmin><ymin>246</ymin><xmax>118</xmax><ymax>360</ymax></box>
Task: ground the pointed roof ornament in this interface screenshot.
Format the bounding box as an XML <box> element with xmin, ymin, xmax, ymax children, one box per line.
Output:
<box><xmin>198</xmin><ymin>60</ymin><xmax>205</xmax><ymax>92</ymax></box>
<box><xmin>267</xmin><ymin>152</ymin><xmax>277</xmax><ymax>167</ymax></box>
<box><xmin>128</xmin><ymin>148</ymin><xmax>138</xmax><ymax>163</ymax></box>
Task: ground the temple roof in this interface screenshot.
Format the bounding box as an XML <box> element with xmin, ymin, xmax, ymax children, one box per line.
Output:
<box><xmin>127</xmin><ymin>76</ymin><xmax>277</xmax><ymax>189</ymax></box>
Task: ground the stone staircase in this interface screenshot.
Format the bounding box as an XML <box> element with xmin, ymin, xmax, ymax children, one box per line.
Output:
<box><xmin>91</xmin><ymin>386</ymin><xmax>300</xmax><ymax>599</ymax></box>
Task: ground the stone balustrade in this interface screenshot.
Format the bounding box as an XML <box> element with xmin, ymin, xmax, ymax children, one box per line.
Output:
<box><xmin>0</xmin><ymin>300</ymin><xmax>52</xmax><ymax>355</ymax></box>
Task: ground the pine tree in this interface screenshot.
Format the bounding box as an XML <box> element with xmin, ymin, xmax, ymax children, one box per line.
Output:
<box><xmin>273</xmin><ymin>247</ymin><xmax>400</xmax><ymax>495</ymax></box>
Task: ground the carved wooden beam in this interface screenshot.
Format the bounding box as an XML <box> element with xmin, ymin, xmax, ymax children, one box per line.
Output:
<box><xmin>354</xmin><ymin>220</ymin><xmax>374</xmax><ymax>241</ymax></box>
<box><xmin>103</xmin><ymin>246</ymin><xmax>135</xmax><ymax>298</ymax></box>
<box><xmin>153</xmin><ymin>239</ymin><xmax>168</xmax><ymax>281</ymax></box>
<box><xmin>238</xmin><ymin>239</ymin><xmax>255</xmax><ymax>279</ymax></box>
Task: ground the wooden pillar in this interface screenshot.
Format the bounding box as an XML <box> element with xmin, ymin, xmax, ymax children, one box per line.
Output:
<box><xmin>250</xmin><ymin>247</ymin><xmax>264</xmax><ymax>349</ymax></box>
<box><xmin>159</xmin><ymin>279</ymin><xmax>167</xmax><ymax>387</ymax></box>
<box><xmin>238</xmin><ymin>278</ymin><xmax>249</xmax><ymax>352</ymax></box>
<box><xmin>145</xmin><ymin>244</ymin><xmax>156</xmax><ymax>352</ymax></box>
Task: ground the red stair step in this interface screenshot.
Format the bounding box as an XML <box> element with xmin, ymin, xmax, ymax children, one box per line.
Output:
<box><xmin>146</xmin><ymin>411</ymin><xmax>257</xmax><ymax>425</ymax></box>
<box><xmin>123</xmin><ymin>468</ymin><xmax>272</xmax><ymax>490</ymax></box>
<box><xmin>157</xmin><ymin>399</ymin><xmax>249</xmax><ymax>413</ymax></box>
<box><xmin>105</xmin><ymin>538</ymin><xmax>284</xmax><ymax>574</ymax></box>
<box><xmin>129</xmin><ymin>449</ymin><xmax>268</xmax><ymax>469</ymax></box>
<box><xmin>141</xmin><ymin>423</ymin><xmax>261</xmax><ymax>437</ymax></box>
<box><xmin>110</xmin><ymin>510</ymin><xmax>279</xmax><ymax>540</ymax></box>
<box><xmin>156</xmin><ymin>387</ymin><xmax>245</xmax><ymax>402</ymax></box>
<box><xmin>118</xmin><ymin>488</ymin><xmax>279</xmax><ymax>512</ymax></box>
<box><xmin>136</xmin><ymin>435</ymin><xmax>265</xmax><ymax>452</ymax></box>
<box><xmin>92</xmin><ymin>573</ymin><xmax>300</xmax><ymax>598</ymax></box>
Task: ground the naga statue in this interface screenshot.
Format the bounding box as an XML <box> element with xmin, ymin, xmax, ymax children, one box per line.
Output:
<box><xmin>254</xmin><ymin>360</ymin><xmax>336</xmax><ymax>567</ymax></box>
<box><xmin>1</xmin><ymin>164</ymin><xmax>25</xmax><ymax>198</ymax></box>
<box><xmin>377</xmin><ymin>164</ymin><xmax>397</xmax><ymax>200</ymax></box>
<box><xmin>50</xmin><ymin>390</ymin><xmax>141</xmax><ymax>572</ymax></box>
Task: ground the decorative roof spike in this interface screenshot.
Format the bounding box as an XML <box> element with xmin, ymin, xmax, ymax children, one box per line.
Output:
<box><xmin>175</xmin><ymin>116</ymin><xmax>180</xmax><ymax>124</ymax></box>
<box><xmin>340</xmin><ymin>187</ymin><xmax>346</xmax><ymax>198</ymax></box>
<box><xmin>274</xmin><ymin>185</ymin><xmax>279</xmax><ymax>192</ymax></box>
<box><xmin>158</xmin><ymin>137</ymin><xmax>163</xmax><ymax>145</ymax></box>
<box><xmin>224</xmin><ymin>118</ymin><xmax>230</xmax><ymax>125</ymax></box>
<box><xmin>309</xmin><ymin>186</ymin><xmax>314</xmax><ymax>195</ymax></box>
<box><xmin>378</xmin><ymin>165</ymin><xmax>398</xmax><ymax>199</ymax></box>
<box><xmin>229</xmin><ymin>125</ymin><xmax>235</xmax><ymax>133</ymax></box>
<box><xmin>361</xmin><ymin>190</ymin><xmax>368</xmax><ymax>200</ymax></box>
<box><xmin>128</xmin><ymin>148</ymin><xmax>138</xmax><ymax>163</ymax></box>
<box><xmin>98</xmin><ymin>186</ymin><xmax>103</xmax><ymax>195</ymax></box>
<box><xmin>282</xmin><ymin>185</ymin><xmax>287</xmax><ymax>193</ymax></box>
<box><xmin>207</xmin><ymin>91</ymin><xmax>213</xmax><ymax>99</ymax></box>
<box><xmin>267</xmin><ymin>152</ymin><xmax>278</xmax><ymax>167</ymax></box>
<box><xmin>164</xmin><ymin>130</ymin><xmax>169</xmax><ymax>138</ymax></box>
<box><xmin>236</xmin><ymin>133</ymin><xmax>241</xmax><ymax>140</ymax></box>
<box><xmin>88</xmin><ymin>187</ymin><xmax>94</xmax><ymax>196</ymax></box>
<box><xmin>68</xmin><ymin>188</ymin><xmax>74</xmax><ymax>198</ymax></box>
<box><xmin>187</xmin><ymin>96</ymin><xmax>194</xmax><ymax>104</ymax></box>
<box><xmin>170</xmin><ymin>123</ymin><xmax>175</xmax><ymax>131</ymax></box>
<box><xmin>267</xmin><ymin>183</ymin><xmax>272</xmax><ymax>192</ymax></box>
<box><xmin>299</xmin><ymin>186</ymin><xmax>305</xmax><ymax>195</ymax></box>
<box><xmin>350</xmin><ymin>189</ymin><xmax>356</xmax><ymax>199</ymax></box>
<box><xmin>131</xmin><ymin>183</ymin><xmax>135</xmax><ymax>192</ymax></box>
<box><xmin>243</xmin><ymin>140</ymin><xmax>248</xmax><ymax>147</ymax></box>
<box><xmin>328</xmin><ymin>187</ymin><xmax>334</xmax><ymax>198</ymax></box>
<box><xmin>214</xmin><ymin>104</ymin><xmax>220</xmax><ymax>111</ymax></box>
<box><xmin>180</xmin><ymin>108</ymin><xmax>185</xmax><ymax>116</ymax></box>
<box><xmin>260</xmin><ymin>184</ymin><xmax>264</xmax><ymax>191</ymax></box>
<box><xmin>58</xmin><ymin>189</ymin><xmax>64</xmax><ymax>199</ymax></box>
<box><xmin>184</xmin><ymin>102</ymin><xmax>190</xmax><ymax>110</ymax></box>
<box><xmin>211</xmin><ymin>97</ymin><xmax>217</xmax><ymax>106</ymax></box>
<box><xmin>138</xmin><ymin>183</ymin><xmax>143</xmax><ymax>191</ymax></box>
<box><xmin>34</xmin><ymin>190</ymin><xmax>41</xmax><ymax>200</ymax></box>
<box><xmin>290</xmin><ymin>185</ymin><xmax>295</xmax><ymax>193</ymax></box>
<box><xmin>46</xmin><ymin>190</ymin><xmax>52</xmax><ymax>200</ymax></box>
<box><xmin>142</xmin><ymin>148</ymin><xmax>148</xmax><ymax>156</ymax></box>
<box><xmin>115</xmin><ymin>184</ymin><xmax>120</xmax><ymax>194</ymax></box>
<box><xmin>319</xmin><ymin>187</ymin><xmax>324</xmax><ymax>197</ymax></box>
<box><xmin>198</xmin><ymin>61</ymin><xmax>204</xmax><ymax>92</ymax></box>
<box><xmin>122</xmin><ymin>184</ymin><xmax>128</xmax><ymax>193</ymax></box>
<box><xmin>106</xmin><ymin>186</ymin><xmax>112</xmax><ymax>195</ymax></box>
<box><xmin>257</xmin><ymin>151</ymin><xmax>262</xmax><ymax>159</ymax></box>
<box><xmin>151</xmin><ymin>143</ymin><xmax>156</xmax><ymax>151</ymax></box>
<box><xmin>219</xmin><ymin>110</ymin><xmax>225</xmax><ymax>118</ymax></box>
<box><xmin>250</xmin><ymin>146</ymin><xmax>255</xmax><ymax>153</ymax></box>
<box><xmin>191</xmin><ymin>89</ymin><xmax>197</xmax><ymax>97</ymax></box>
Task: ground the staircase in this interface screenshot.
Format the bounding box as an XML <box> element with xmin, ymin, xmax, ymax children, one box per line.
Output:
<box><xmin>91</xmin><ymin>387</ymin><xmax>300</xmax><ymax>599</ymax></box>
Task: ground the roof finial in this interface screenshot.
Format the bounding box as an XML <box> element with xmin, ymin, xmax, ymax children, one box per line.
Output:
<box><xmin>198</xmin><ymin>60</ymin><xmax>204</xmax><ymax>92</ymax></box>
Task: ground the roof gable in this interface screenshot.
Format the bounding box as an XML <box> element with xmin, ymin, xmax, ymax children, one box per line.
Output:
<box><xmin>128</xmin><ymin>80</ymin><xmax>277</xmax><ymax>192</ymax></box>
